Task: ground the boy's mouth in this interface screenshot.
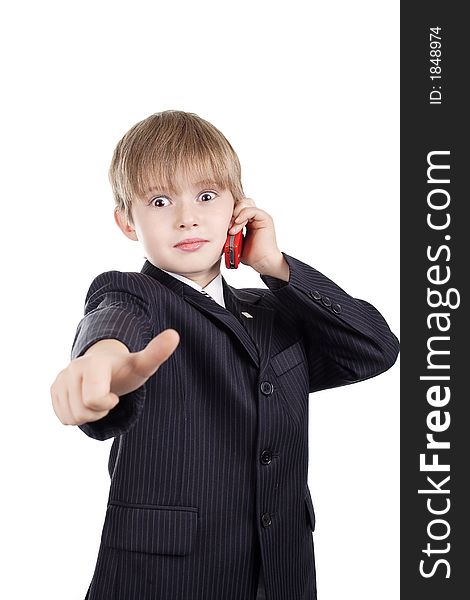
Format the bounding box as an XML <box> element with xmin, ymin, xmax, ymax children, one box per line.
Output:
<box><xmin>174</xmin><ymin>237</ymin><xmax>209</xmax><ymax>246</ymax></box>
<box><xmin>174</xmin><ymin>238</ymin><xmax>209</xmax><ymax>252</ymax></box>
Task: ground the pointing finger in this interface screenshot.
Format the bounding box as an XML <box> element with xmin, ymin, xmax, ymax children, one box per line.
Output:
<box><xmin>130</xmin><ymin>328</ymin><xmax>180</xmax><ymax>379</ymax></box>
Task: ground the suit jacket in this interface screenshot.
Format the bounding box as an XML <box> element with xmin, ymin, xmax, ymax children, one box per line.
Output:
<box><xmin>71</xmin><ymin>251</ymin><xmax>399</xmax><ymax>600</ymax></box>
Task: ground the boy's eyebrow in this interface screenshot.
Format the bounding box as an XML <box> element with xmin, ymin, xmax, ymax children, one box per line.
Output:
<box><xmin>145</xmin><ymin>180</ymin><xmax>221</xmax><ymax>195</ymax></box>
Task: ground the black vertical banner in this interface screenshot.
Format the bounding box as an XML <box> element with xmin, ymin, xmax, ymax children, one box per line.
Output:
<box><xmin>401</xmin><ymin>4</ymin><xmax>467</xmax><ymax>599</ymax></box>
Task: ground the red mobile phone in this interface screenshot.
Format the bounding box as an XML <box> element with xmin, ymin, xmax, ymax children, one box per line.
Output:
<box><xmin>224</xmin><ymin>229</ymin><xmax>244</xmax><ymax>269</ymax></box>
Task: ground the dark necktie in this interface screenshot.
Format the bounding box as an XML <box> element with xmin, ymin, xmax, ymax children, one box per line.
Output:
<box><xmin>200</xmin><ymin>289</ymin><xmax>217</xmax><ymax>304</ymax></box>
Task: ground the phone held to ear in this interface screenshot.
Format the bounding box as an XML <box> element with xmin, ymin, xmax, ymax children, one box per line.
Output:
<box><xmin>224</xmin><ymin>229</ymin><xmax>245</xmax><ymax>269</ymax></box>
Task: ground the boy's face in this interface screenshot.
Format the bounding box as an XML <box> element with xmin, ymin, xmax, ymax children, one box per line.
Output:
<box><xmin>115</xmin><ymin>171</ymin><xmax>236</xmax><ymax>287</ymax></box>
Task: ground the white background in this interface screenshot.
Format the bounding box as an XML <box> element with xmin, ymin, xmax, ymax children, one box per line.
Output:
<box><xmin>1</xmin><ymin>1</ymin><xmax>399</xmax><ymax>598</ymax></box>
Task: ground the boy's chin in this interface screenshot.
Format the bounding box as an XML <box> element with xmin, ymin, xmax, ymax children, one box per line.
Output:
<box><xmin>163</xmin><ymin>254</ymin><xmax>223</xmax><ymax>273</ymax></box>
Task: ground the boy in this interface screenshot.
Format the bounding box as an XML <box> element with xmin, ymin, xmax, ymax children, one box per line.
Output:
<box><xmin>51</xmin><ymin>110</ymin><xmax>399</xmax><ymax>600</ymax></box>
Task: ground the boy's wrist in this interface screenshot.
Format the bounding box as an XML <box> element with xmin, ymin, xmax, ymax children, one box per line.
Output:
<box><xmin>84</xmin><ymin>339</ymin><xmax>130</xmax><ymax>357</ymax></box>
<box><xmin>254</xmin><ymin>251</ymin><xmax>290</xmax><ymax>282</ymax></box>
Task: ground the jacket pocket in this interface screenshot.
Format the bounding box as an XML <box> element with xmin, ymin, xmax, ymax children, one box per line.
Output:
<box><xmin>102</xmin><ymin>501</ymin><xmax>199</xmax><ymax>556</ymax></box>
<box><xmin>271</xmin><ymin>339</ymin><xmax>305</xmax><ymax>376</ymax></box>
<box><xmin>304</xmin><ymin>486</ymin><xmax>316</xmax><ymax>532</ymax></box>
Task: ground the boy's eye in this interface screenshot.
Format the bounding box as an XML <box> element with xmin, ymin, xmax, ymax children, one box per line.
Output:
<box><xmin>150</xmin><ymin>196</ymin><xmax>170</xmax><ymax>208</ymax></box>
<box><xmin>199</xmin><ymin>191</ymin><xmax>217</xmax><ymax>202</ymax></box>
<box><xmin>149</xmin><ymin>190</ymin><xmax>217</xmax><ymax>208</ymax></box>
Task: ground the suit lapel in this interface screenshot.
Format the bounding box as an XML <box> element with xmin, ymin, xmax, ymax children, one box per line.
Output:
<box><xmin>222</xmin><ymin>279</ymin><xmax>274</xmax><ymax>373</ymax></box>
<box><xmin>140</xmin><ymin>260</ymin><xmax>274</xmax><ymax>372</ymax></box>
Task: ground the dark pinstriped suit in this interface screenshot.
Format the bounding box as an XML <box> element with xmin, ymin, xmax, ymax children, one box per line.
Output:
<box><xmin>71</xmin><ymin>251</ymin><xmax>399</xmax><ymax>600</ymax></box>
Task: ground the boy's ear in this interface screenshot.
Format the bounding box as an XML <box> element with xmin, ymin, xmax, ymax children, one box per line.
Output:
<box><xmin>114</xmin><ymin>208</ymin><xmax>138</xmax><ymax>240</ymax></box>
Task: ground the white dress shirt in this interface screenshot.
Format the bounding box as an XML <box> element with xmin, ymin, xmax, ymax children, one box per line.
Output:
<box><xmin>160</xmin><ymin>268</ymin><xmax>226</xmax><ymax>308</ymax></box>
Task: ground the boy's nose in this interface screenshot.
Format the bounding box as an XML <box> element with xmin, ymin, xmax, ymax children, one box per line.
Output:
<box><xmin>176</xmin><ymin>207</ymin><xmax>198</xmax><ymax>228</ymax></box>
<box><xmin>177</xmin><ymin>217</ymin><xmax>199</xmax><ymax>229</ymax></box>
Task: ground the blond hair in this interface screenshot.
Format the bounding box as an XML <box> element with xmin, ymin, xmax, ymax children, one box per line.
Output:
<box><xmin>109</xmin><ymin>110</ymin><xmax>245</xmax><ymax>227</ymax></box>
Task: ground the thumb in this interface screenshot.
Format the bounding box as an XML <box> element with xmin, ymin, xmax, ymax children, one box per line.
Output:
<box><xmin>130</xmin><ymin>328</ymin><xmax>180</xmax><ymax>379</ymax></box>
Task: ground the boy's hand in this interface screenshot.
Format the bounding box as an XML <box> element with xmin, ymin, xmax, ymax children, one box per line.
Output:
<box><xmin>227</xmin><ymin>197</ymin><xmax>286</xmax><ymax>277</ymax></box>
<box><xmin>51</xmin><ymin>329</ymin><xmax>180</xmax><ymax>426</ymax></box>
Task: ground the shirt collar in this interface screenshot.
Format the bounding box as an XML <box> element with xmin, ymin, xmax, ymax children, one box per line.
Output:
<box><xmin>159</xmin><ymin>269</ymin><xmax>226</xmax><ymax>308</ymax></box>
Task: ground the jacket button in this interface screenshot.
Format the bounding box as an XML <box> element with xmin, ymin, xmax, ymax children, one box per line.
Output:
<box><xmin>260</xmin><ymin>381</ymin><xmax>274</xmax><ymax>395</ymax></box>
<box><xmin>260</xmin><ymin>450</ymin><xmax>273</xmax><ymax>465</ymax></box>
<box><xmin>309</xmin><ymin>290</ymin><xmax>321</xmax><ymax>300</ymax></box>
<box><xmin>321</xmin><ymin>296</ymin><xmax>332</xmax><ymax>307</ymax></box>
<box><xmin>332</xmin><ymin>302</ymin><xmax>342</xmax><ymax>314</ymax></box>
<box><xmin>261</xmin><ymin>512</ymin><xmax>272</xmax><ymax>527</ymax></box>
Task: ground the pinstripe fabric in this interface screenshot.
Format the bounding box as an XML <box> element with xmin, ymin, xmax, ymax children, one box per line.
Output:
<box><xmin>71</xmin><ymin>251</ymin><xmax>399</xmax><ymax>600</ymax></box>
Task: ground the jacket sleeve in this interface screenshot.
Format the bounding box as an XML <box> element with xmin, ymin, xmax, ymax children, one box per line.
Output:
<box><xmin>260</xmin><ymin>252</ymin><xmax>400</xmax><ymax>393</ymax></box>
<box><xmin>70</xmin><ymin>271</ymin><xmax>154</xmax><ymax>441</ymax></box>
